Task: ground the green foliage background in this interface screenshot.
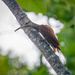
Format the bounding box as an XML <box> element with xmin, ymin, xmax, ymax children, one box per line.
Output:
<box><xmin>16</xmin><ymin>0</ymin><xmax>75</xmax><ymax>74</ymax></box>
<box><xmin>0</xmin><ymin>0</ymin><xmax>75</xmax><ymax>75</ymax></box>
<box><xmin>0</xmin><ymin>51</ymin><xmax>50</xmax><ymax>75</ymax></box>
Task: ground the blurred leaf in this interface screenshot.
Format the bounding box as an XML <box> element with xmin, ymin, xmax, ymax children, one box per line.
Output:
<box><xmin>66</xmin><ymin>0</ymin><xmax>75</xmax><ymax>6</ymax></box>
<box><xmin>70</xmin><ymin>24</ymin><xmax>75</xmax><ymax>29</ymax></box>
<box><xmin>17</xmin><ymin>0</ymin><xmax>47</xmax><ymax>14</ymax></box>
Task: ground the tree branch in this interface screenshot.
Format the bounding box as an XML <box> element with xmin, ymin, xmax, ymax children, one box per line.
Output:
<box><xmin>2</xmin><ymin>0</ymin><xmax>71</xmax><ymax>75</ymax></box>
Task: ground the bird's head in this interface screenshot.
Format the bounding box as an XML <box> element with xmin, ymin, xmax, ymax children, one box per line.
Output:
<box><xmin>15</xmin><ymin>21</ymin><xmax>38</xmax><ymax>32</ymax></box>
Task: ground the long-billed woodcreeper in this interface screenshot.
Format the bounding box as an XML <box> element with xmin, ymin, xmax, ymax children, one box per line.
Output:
<box><xmin>15</xmin><ymin>22</ymin><xmax>61</xmax><ymax>52</ymax></box>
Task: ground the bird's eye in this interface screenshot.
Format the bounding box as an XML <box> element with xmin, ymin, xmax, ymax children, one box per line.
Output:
<box><xmin>25</xmin><ymin>21</ymin><xmax>30</xmax><ymax>25</ymax></box>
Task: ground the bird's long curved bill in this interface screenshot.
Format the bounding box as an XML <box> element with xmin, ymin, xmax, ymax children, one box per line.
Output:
<box><xmin>15</xmin><ymin>26</ymin><xmax>25</xmax><ymax>32</ymax></box>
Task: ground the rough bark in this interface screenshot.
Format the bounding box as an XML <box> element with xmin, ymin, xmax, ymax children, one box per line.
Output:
<box><xmin>2</xmin><ymin>0</ymin><xmax>71</xmax><ymax>75</ymax></box>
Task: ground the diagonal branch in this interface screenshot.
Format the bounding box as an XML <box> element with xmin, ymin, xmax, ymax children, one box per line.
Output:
<box><xmin>2</xmin><ymin>0</ymin><xmax>71</xmax><ymax>75</ymax></box>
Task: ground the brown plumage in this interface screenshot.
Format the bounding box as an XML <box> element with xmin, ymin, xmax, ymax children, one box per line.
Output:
<box><xmin>15</xmin><ymin>23</ymin><xmax>60</xmax><ymax>52</ymax></box>
<box><xmin>39</xmin><ymin>25</ymin><xmax>60</xmax><ymax>52</ymax></box>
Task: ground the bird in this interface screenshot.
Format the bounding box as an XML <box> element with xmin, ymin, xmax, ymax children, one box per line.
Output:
<box><xmin>15</xmin><ymin>22</ymin><xmax>61</xmax><ymax>52</ymax></box>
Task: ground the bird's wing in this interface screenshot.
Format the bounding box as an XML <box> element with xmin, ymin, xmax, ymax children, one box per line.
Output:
<box><xmin>45</xmin><ymin>25</ymin><xmax>54</xmax><ymax>34</ymax></box>
<box><xmin>39</xmin><ymin>25</ymin><xmax>59</xmax><ymax>47</ymax></box>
